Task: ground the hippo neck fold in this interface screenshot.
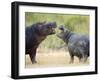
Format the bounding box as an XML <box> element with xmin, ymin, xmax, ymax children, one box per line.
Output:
<box><xmin>64</xmin><ymin>31</ymin><xmax>73</xmax><ymax>44</ymax></box>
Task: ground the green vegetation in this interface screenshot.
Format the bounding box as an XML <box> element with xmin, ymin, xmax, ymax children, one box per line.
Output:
<box><xmin>25</xmin><ymin>12</ymin><xmax>89</xmax><ymax>50</ymax></box>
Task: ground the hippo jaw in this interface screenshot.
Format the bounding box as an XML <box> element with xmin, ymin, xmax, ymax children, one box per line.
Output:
<box><xmin>46</xmin><ymin>22</ymin><xmax>57</xmax><ymax>35</ymax></box>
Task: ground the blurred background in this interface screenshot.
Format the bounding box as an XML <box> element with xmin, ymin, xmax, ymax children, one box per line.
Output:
<box><xmin>25</xmin><ymin>12</ymin><xmax>89</xmax><ymax>52</ymax></box>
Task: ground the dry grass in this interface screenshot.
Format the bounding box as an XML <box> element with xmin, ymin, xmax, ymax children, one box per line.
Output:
<box><xmin>25</xmin><ymin>50</ymin><xmax>89</xmax><ymax>68</ymax></box>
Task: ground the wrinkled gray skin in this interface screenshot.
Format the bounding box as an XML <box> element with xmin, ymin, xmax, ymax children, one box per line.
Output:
<box><xmin>57</xmin><ymin>26</ymin><xmax>89</xmax><ymax>63</ymax></box>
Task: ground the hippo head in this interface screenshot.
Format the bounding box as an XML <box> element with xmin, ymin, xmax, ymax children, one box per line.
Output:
<box><xmin>57</xmin><ymin>25</ymin><xmax>68</xmax><ymax>39</ymax></box>
<box><xmin>36</xmin><ymin>21</ymin><xmax>57</xmax><ymax>36</ymax></box>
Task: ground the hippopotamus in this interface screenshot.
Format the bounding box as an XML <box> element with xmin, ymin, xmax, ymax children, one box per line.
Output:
<box><xmin>57</xmin><ymin>26</ymin><xmax>89</xmax><ymax>63</ymax></box>
<box><xmin>26</xmin><ymin>21</ymin><xmax>57</xmax><ymax>63</ymax></box>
